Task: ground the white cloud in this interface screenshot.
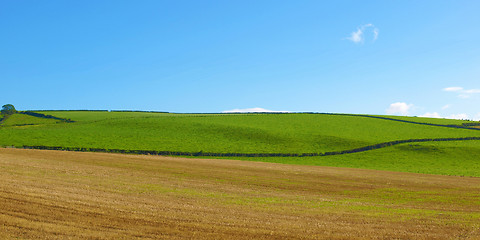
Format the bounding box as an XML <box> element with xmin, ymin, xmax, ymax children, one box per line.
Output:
<box><xmin>420</xmin><ymin>112</ymin><xmax>442</xmax><ymax>118</ymax></box>
<box><xmin>348</xmin><ymin>29</ymin><xmax>363</xmax><ymax>43</ymax></box>
<box><xmin>447</xmin><ymin>113</ymin><xmax>469</xmax><ymax>120</ymax></box>
<box><xmin>441</xmin><ymin>104</ymin><xmax>451</xmax><ymax>110</ymax></box>
<box><xmin>385</xmin><ymin>102</ymin><xmax>413</xmax><ymax>115</ymax></box>
<box><xmin>419</xmin><ymin>112</ymin><xmax>473</xmax><ymax>120</ymax></box>
<box><xmin>464</xmin><ymin>89</ymin><xmax>480</xmax><ymax>94</ymax></box>
<box><xmin>346</xmin><ymin>24</ymin><xmax>379</xmax><ymax>43</ymax></box>
<box><xmin>373</xmin><ymin>29</ymin><xmax>379</xmax><ymax>40</ymax></box>
<box><xmin>443</xmin><ymin>86</ymin><xmax>480</xmax><ymax>98</ymax></box>
<box><xmin>474</xmin><ymin>113</ymin><xmax>480</xmax><ymax>121</ymax></box>
<box><xmin>222</xmin><ymin>107</ymin><xmax>290</xmax><ymax>113</ymax></box>
<box><xmin>443</xmin><ymin>87</ymin><xmax>463</xmax><ymax>92</ymax></box>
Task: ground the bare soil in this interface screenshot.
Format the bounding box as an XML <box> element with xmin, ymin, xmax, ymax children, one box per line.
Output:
<box><xmin>0</xmin><ymin>148</ymin><xmax>479</xmax><ymax>239</ymax></box>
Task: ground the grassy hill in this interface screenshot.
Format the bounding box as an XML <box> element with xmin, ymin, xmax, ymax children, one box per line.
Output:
<box><xmin>1</xmin><ymin>111</ymin><xmax>480</xmax><ymax>239</ymax></box>
<box><xmin>0</xmin><ymin>113</ymin><xmax>62</xmax><ymax>127</ymax></box>
<box><xmin>234</xmin><ymin>140</ymin><xmax>480</xmax><ymax>177</ymax></box>
<box><xmin>1</xmin><ymin>111</ymin><xmax>480</xmax><ymax>176</ymax></box>
<box><xmin>372</xmin><ymin>115</ymin><xmax>473</xmax><ymax>125</ymax></box>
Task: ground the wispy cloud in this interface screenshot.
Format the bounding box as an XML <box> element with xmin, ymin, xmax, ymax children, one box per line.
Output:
<box><xmin>443</xmin><ymin>86</ymin><xmax>480</xmax><ymax>98</ymax></box>
<box><xmin>447</xmin><ymin>113</ymin><xmax>469</xmax><ymax>120</ymax></box>
<box><xmin>443</xmin><ymin>87</ymin><xmax>463</xmax><ymax>92</ymax></box>
<box><xmin>346</xmin><ymin>24</ymin><xmax>379</xmax><ymax>44</ymax></box>
<box><xmin>475</xmin><ymin>113</ymin><xmax>480</xmax><ymax>121</ymax></box>
<box><xmin>222</xmin><ymin>107</ymin><xmax>290</xmax><ymax>113</ymax></box>
<box><xmin>419</xmin><ymin>112</ymin><xmax>471</xmax><ymax>120</ymax></box>
<box><xmin>420</xmin><ymin>112</ymin><xmax>442</xmax><ymax>118</ymax></box>
<box><xmin>373</xmin><ymin>28</ymin><xmax>379</xmax><ymax>41</ymax></box>
<box><xmin>441</xmin><ymin>104</ymin><xmax>452</xmax><ymax>110</ymax></box>
<box><xmin>464</xmin><ymin>89</ymin><xmax>480</xmax><ymax>94</ymax></box>
<box><xmin>385</xmin><ymin>102</ymin><xmax>413</xmax><ymax>115</ymax></box>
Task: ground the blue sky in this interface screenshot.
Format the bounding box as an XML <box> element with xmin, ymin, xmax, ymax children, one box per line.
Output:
<box><xmin>1</xmin><ymin>1</ymin><xmax>480</xmax><ymax>119</ymax></box>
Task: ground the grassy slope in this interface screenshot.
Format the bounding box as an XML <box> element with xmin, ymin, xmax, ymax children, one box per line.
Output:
<box><xmin>375</xmin><ymin>115</ymin><xmax>474</xmax><ymax>125</ymax></box>
<box><xmin>44</xmin><ymin>111</ymin><xmax>476</xmax><ymax>125</ymax></box>
<box><xmin>39</xmin><ymin>111</ymin><xmax>170</xmax><ymax>121</ymax></box>
<box><xmin>0</xmin><ymin>112</ymin><xmax>479</xmax><ymax>154</ymax></box>
<box><xmin>1</xmin><ymin>111</ymin><xmax>479</xmax><ymax>176</ymax></box>
<box><xmin>0</xmin><ymin>113</ymin><xmax>61</xmax><ymax>127</ymax></box>
<box><xmin>229</xmin><ymin>141</ymin><xmax>480</xmax><ymax>177</ymax></box>
<box><xmin>1</xmin><ymin>148</ymin><xmax>479</xmax><ymax>239</ymax></box>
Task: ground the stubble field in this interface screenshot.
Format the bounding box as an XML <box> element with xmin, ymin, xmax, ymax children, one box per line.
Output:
<box><xmin>1</xmin><ymin>148</ymin><xmax>479</xmax><ymax>239</ymax></box>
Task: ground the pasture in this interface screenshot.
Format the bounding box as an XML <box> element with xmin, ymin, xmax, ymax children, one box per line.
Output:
<box><xmin>232</xmin><ymin>140</ymin><xmax>480</xmax><ymax>177</ymax></box>
<box><xmin>1</xmin><ymin>111</ymin><xmax>480</xmax><ymax>176</ymax></box>
<box><xmin>1</xmin><ymin>111</ymin><xmax>480</xmax><ymax>239</ymax></box>
<box><xmin>1</xmin><ymin>111</ymin><xmax>480</xmax><ymax>154</ymax></box>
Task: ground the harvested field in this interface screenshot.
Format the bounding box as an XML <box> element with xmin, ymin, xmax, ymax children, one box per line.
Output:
<box><xmin>0</xmin><ymin>148</ymin><xmax>479</xmax><ymax>239</ymax></box>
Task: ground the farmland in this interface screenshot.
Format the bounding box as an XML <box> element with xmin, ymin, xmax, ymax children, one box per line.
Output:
<box><xmin>233</xmin><ymin>140</ymin><xmax>480</xmax><ymax>177</ymax></box>
<box><xmin>2</xmin><ymin>111</ymin><xmax>480</xmax><ymax>154</ymax></box>
<box><xmin>0</xmin><ymin>113</ymin><xmax>62</xmax><ymax>127</ymax></box>
<box><xmin>1</xmin><ymin>111</ymin><xmax>480</xmax><ymax>239</ymax></box>
<box><xmin>1</xmin><ymin>148</ymin><xmax>479</xmax><ymax>239</ymax></box>
<box><xmin>1</xmin><ymin>111</ymin><xmax>480</xmax><ymax>176</ymax></box>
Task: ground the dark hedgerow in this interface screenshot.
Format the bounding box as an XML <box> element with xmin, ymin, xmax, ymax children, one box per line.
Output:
<box><xmin>16</xmin><ymin>137</ymin><xmax>480</xmax><ymax>157</ymax></box>
<box><xmin>19</xmin><ymin>111</ymin><xmax>75</xmax><ymax>123</ymax></box>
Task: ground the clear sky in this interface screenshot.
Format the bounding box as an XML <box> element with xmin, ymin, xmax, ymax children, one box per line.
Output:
<box><xmin>1</xmin><ymin>1</ymin><xmax>480</xmax><ymax>119</ymax></box>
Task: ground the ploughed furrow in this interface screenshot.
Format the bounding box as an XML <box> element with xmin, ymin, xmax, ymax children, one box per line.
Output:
<box><xmin>1</xmin><ymin>148</ymin><xmax>479</xmax><ymax>239</ymax></box>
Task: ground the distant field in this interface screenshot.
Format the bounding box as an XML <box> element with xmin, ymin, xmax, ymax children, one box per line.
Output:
<box><xmin>39</xmin><ymin>110</ymin><xmax>170</xmax><ymax>121</ymax></box>
<box><xmin>1</xmin><ymin>112</ymin><xmax>479</xmax><ymax>154</ymax></box>
<box><xmin>1</xmin><ymin>148</ymin><xmax>479</xmax><ymax>239</ymax></box>
<box><xmin>373</xmin><ymin>114</ymin><xmax>474</xmax><ymax>125</ymax></box>
<box><xmin>1</xmin><ymin>111</ymin><xmax>480</xmax><ymax>176</ymax></box>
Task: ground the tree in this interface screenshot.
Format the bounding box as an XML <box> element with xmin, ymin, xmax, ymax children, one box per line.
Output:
<box><xmin>1</xmin><ymin>104</ymin><xmax>16</xmax><ymax>115</ymax></box>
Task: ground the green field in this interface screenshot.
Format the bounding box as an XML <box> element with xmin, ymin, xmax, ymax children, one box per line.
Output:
<box><xmin>229</xmin><ymin>141</ymin><xmax>480</xmax><ymax>177</ymax></box>
<box><xmin>372</xmin><ymin>115</ymin><xmax>474</xmax><ymax>125</ymax></box>
<box><xmin>0</xmin><ymin>113</ymin><xmax>62</xmax><ymax>127</ymax></box>
<box><xmin>1</xmin><ymin>111</ymin><xmax>480</xmax><ymax>176</ymax></box>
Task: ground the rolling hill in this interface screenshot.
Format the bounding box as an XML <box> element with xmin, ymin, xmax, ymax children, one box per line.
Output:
<box><xmin>1</xmin><ymin>111</ymin><xmax>479</xmax><ymax>239</ymax></box>
<box><xmin>1</xmin><ymin>111</ymin><xmax>480</xmax><ymax>176</ymax></box>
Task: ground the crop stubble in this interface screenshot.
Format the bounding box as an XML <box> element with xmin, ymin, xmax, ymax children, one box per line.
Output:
<box><xmin>0</xmin><ymin>148</ymin><xmax>479</xmax><ymax>239</ymax></box>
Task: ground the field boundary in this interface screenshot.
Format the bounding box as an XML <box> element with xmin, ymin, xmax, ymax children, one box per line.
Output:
<box><xmin>0</xmin><ymin>112</ymin><xmax>75</xmax><ymax>128</ymax></box>
<box><xmin>317</xmin><ymin>113</ymin><xmax>480</xmax><ymax>131</ymax></box>
<box><xmin>19</xmin><ymin>111</ymin><xmax>75</xmax><ymax>123</ymax></box>
<box><xmin>166</xmin><ymin>112</ymin><xmax>480</xmax><ymax>130</ymax></box>
<box><xmin>5</xmin><ymin>137</ymin><xmax>480</xmax><ymax>158</ymax></box>
<box><xmin>35</xmin><ymin>110</ymin><xmax>480</xmax><ymax>130</ymax></box>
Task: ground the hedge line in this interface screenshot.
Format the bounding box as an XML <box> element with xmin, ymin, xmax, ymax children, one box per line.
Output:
<box><xmin>19</xmin><ymin>111</ymin><xmax>75</xmax><ymax>123</ymax></box>
<box><xmin>463</xmin><ymin>122</ymin><xmax>480</xmax><ymax>127</ymax></box>
<box><xmin>32</xmin><ymin>110</ymin><xmax>169</xmax><ymax>113</ymax></box>
<box><xmin>315</xmin><ymin>113</ymin><xmax>480</xmax><ymax>131</ymax></box>
<box><xmin>33</xmin><ymin>110</ymin><xmax>109</xmax><ymax>112</ymax></box>
<box><xmin>14</xmin><ymin>111</ymin><xmax>480</xmax><ymax>131</ymax></box>
<box><xmin>178</xmin><ymin>112</ymin><xmax>480</xmax><ymax>131</ymax></box>
<box><xmin>13</xmin><ymin>137</ymin><xmax>480</xmax><ymax>158</ymax></box>
<box><xmin>110</xmin><ymin>110</ymin><xmax>169</xmax><ymax>113</ymax></box>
